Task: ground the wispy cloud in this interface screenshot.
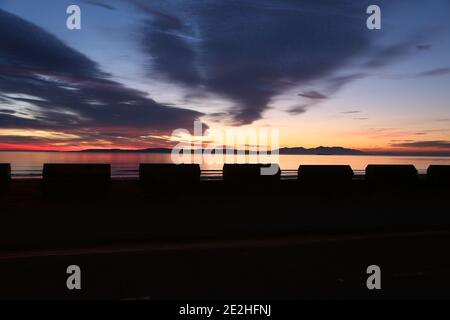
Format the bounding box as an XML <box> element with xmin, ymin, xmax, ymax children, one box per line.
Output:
<box><xmin>82</xmin><ymin>0</ymin><xmax>116</xmax><ymax>10</ymax></box>
<box><xmin>287</xmin><ymin>105</ymin><xmax>308</xmax><ymax>115</ymax></box>
<box><xmin>384</xmin><ymin>67</ymin><xmax>450</xmax><ymax>80</ymax></box>
<box><xmin>341</xmin><ymin>110</ymin><xmax>361</xmax><ymax>114</ymax></box>
<box><xmin>297</xmin><ymin>91</ymin><xmax>327</xmax><ymax>100</ymax></box>
<box><xmin>364</xmin><ymin>42</ymin><xmax>414</xmax><ymax>69</ymax></box>
<box><xmin>416</xmin><ymin>67</ymin><xmax>450</xmax><ymax>77</ymax></box>
<box><xmin>0</xmin><ymin>9</ymin><xmax>202</xmax><ymax>148</ymax></box>
<box><xmin>391</xmin><ymin>140</ymin><xmax>450</xmax><ymax>149</ymax></box>
<box><xmin>137</xmin><ymin>1</ymin><xmax>388</xmax><ymax>124</ymax></box>
<box><xmin>416</xmin><ymin>44</ymin><xmax>432</xmax><ymax>50</ymax></box>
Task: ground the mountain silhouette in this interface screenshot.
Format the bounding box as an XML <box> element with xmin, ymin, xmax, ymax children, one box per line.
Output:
<box><xmin>79</xmin><ymin>146</ymin><xmax>363</xmax><ymax>155</ymax></box>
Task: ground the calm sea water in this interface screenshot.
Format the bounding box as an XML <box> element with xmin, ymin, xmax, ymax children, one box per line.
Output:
<box><xmin>1</xmin><ymin>151</ymin><xmax>450</xmax><ymax>179</ymax></box>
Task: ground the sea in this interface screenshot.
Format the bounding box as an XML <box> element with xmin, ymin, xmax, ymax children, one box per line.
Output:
<box><xmin>1</xmin><ymin>151</ymin><xmax>450</xmax><ymax>179</ymax></box>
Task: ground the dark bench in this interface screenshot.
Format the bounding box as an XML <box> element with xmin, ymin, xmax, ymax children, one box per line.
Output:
<box><xmin>427</xmin><ymin>165</ymin><xmax>450</xmax><ymax>185</ymax></box>
<box><xmin>365</xmin><ymin>164</ymin><xmax>418</xmax><ymax>185</ymax></box>
<box><xmin>298</xmin><ymin>165</ymin><xmax>353</xmax><ymax>186</ymax></box>
<box><xmin>0</xmin><ymin>163</ymin><xmax>11</xmax><ymax>187</ymax></box>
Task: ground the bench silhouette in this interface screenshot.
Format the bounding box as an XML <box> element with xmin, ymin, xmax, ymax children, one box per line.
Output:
<box><xmin>222</xmin><ymin>164</ymin><xmax>281</xmax><ymax>182</ymax></box>
<box><xmin>139</xmin><ymin>164</ymin><xmax>201</xmax><ymax>184</ymax></box>
<box><xmin>0</xmin><ymin>163</ymin><xmax>11</xmax><ymax>185</ymax></box>
<box><xmin>365</xmin><ymin>164</ymin><xmax>418</xmax><ymax>184</ymax></box>
<box><xmin>298</xmin><ymin>165</ymin><xmax>353</xmax><ymax>185</ymax></box>
<box><xmin>43</xmin><ymin>164</ymin><xmax>111</xmax><ymax>183</ymax></box>
<box><xmin>427</xmin><ymin>165</ymin><xmax>450</xmax><ymax>185</ymax></box>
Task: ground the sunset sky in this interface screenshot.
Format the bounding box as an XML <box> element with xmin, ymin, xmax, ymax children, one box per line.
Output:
<box><xmin>0</xmin><ymin>0</ymin><xmax>450</xmax><ymax>153</ymax></box>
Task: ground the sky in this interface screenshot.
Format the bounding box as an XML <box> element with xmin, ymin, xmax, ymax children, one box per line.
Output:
<box><xmin>0</xmin><ymin>0</ymin><xmax>449</xmax><ymax>153</ymax></box>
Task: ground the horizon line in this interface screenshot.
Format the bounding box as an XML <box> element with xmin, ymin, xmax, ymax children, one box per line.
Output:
<box><xmin>0</xmin><ymin>146</ymin><xmax>450</xmax><ymax>157</ymax></box>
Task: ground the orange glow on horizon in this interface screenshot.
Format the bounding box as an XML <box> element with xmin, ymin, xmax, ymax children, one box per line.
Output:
<box><xmin>0</xmin><ymin>142</ymin><xmax>449</xmax><ymax>154</ymax></box>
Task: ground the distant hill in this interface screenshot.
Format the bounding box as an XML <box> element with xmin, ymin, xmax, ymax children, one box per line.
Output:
<box><xmin>277</xmin><ymin>146</ymin><xmax>365</xmax><ymax>155</ymax></box>
<box><xmin>79</xmin><ymin>146</ymin><xmax>365</xmax><ymax>155</ymax></box>
<box><xmin>2</xmin><ymin>146</ymin><xmax>448</xmax><ymax>156</ymax></box>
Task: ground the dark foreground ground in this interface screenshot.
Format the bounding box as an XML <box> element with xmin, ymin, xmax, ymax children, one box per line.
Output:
<box><xmin>0</xmin><ymin>178</ymin><xmax>449</xmax><ymax>299</ymax></box>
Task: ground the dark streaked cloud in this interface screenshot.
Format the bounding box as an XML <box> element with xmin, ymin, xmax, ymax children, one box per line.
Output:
<box><xmin>363</xmin><ymin>42</ymin><xmax>414</xmax><ymax>69</ymax></box>
<box><xmin>295</xmin><ymin>73</ymin><xmax>367</xmax><ymax>112</ymax></box>
<box><xmin>390</xmin><ymin>139</ymin><xmax>414</xmax><ymax>143</ymax></box>
<box><xmin>0</xmin><ymin>10</ymin><xmax>102</xmax><ymax>79</ymax></box>
<box><xmin>82</xmin><ymin>0</ymin><xmax>116</xmax><ymax>10</ymax></box>
<box><xmin>416</xmin><ymin>67</ymin><xmax>450</xmax><ymax>77</ymax></box>
<box><xmin>0</xmin><ymin>9</ymin><xmax>202</xmax><ymax>144</ymax></box>
<box><xmin>138</xmin><ymin>0</ymin><xmax>375</xmax><ymax>124</ymax></box>
<box><xmin>297</xmin><ymin>91</ymin><xmax>327</xmax><ymax>100</ymax></box>
<box><xmin>287</xmin><ymin>105</ymin><xmax>308</xmax><ymax>115</ymax></box>
<box><xmin>391</xmin><ymin>140</ymin><xmax>450</xmax><ymax>149</ymax></box>
<box><xmin>341</xmin><ymin>110</ymin><xmax>361</xmax><ymax>114</ymax></box>
<box><xmin>0</xmin><ymin>109</ymin><xmax>16</xmax><ymax>115</ymax></box>
<box><xmin>327</xmin><ymin>73</ymin><xmax>367</xmax><ymax>91</ymax></box>
<box><xmin>383</xmin><ymin>67</ymin><xmax>450</xmax><ymax>80</ymax></box>
<box><xmin>416</xmin><ymin>44</ymin><xmax>432</xmax><ymax>50</ymax></box>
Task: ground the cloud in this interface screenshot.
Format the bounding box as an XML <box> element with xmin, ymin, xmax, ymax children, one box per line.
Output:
<box><xmin>0</xmin><ymin>11</ymin><xmax>103</xmax><ymax>79</ymax></box>
<box><xmin>327</xmin><ymin>73</ymin><xmax>367</xmax><ymax>91</ymax></box>
<box><xmin>416</xmin><ymin>67</ymin><xmax>450</xmax><ymax>77</ymax></box>
<box><xmin>205</xmin><ymin>112</ymin><xmax>231</xmax><ymax>123</ymax></box>
<box><xmin>390</xmin><ymin>139</ymin><xmax>414</xmax><ymax>142</ymax></box>
<box><xmin>0</xmin><ymin>109</ymin><xmax>15</xmax><ymax>115</ymax></box>
<box><xmin>416</xmin><ymin>44</ymin><xmax>432</xmax><ymax>50</ymax></box>
<box><xmin>391</xmin><ymin>140</ymin><xmax>450</xmax><ymax>149</ymax></box>
<box><xmin>138</xmin><ymin>0</ymin><xmax>379</xmax><ymax>124</ymax></box>
<box><xmin>297</xmin><ymin>91</ymin><xmax>327</xmax><ymax>100</ymax></box>
<box><xmin>287</xmin><ymin>105</ymin><xmax>308</xmax><ymax>115</ymax></box>
<box><xmin>294</xmin><ymin>73</ymin><xmax>366</xmax><ymax>112</ymax></box>
<box><xmin>364</xmin><ymin>42</ymin><xmax>414</xmax><ymax>69</ymax></box>
<box><xmin>0</xmin><ymin>9</ymin><xmax>202</xmax><ymax>147</ymax></box>
<box><xmin>135</xmin><ymin>0</ymin><xmax>450</xmax><ymax>123</ymax></box>
<box><xmin>383</xmin><ymin>67</ymin><xmax>450</xmax><ymax>80</ymax></box>
<box><xmin>341</xmin><ymin>110</ymin><xmax>361</xmax><ymax>114</ymax></box>
<box><xmin>82</xmin><ymin>0</ymin><xmax>116</xmax><ymax>10</ymax></box>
